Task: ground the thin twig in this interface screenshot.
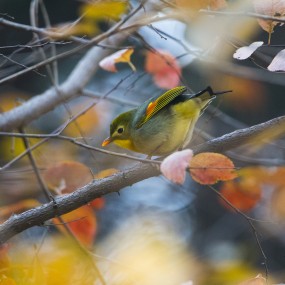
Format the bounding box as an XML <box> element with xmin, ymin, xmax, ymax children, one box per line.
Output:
<box><xmin>200</xmin><ymin>9</ymin><xmax>285</xmax><ymax>24</ymax></box>
<box><xmin>208</xmin><ymin>185</ymin><xmax>268</xmax><ymax>279</ymax></box>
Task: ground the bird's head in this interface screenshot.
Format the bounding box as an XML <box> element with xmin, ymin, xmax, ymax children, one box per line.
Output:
<box><xmin>102</xmin><ymin>110</ymin><xmax>134</xmax><ymax>149</ymax></box>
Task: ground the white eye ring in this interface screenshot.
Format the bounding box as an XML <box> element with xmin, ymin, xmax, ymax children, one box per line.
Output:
<box><xmin>117</xmin><ymin>127</ymin><xmax>124</xmax><ymax>134</ymax></box>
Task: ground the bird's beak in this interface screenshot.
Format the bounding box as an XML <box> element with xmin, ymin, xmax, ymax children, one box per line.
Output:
<box><xmin>102</xmin><ymin>136</ymin><xmax>112</xmax><ymax>147</ymax></box>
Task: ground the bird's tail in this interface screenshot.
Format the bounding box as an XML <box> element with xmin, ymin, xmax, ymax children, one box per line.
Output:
<box><xmin>191</xmin><ymin>86</ymin><xmax>232</xmax><ymax>100</ymax></box>
<box><xmin>191</xmin><ymin>86</ymin><xmax>232</xmax><ymax>113</ymax></box>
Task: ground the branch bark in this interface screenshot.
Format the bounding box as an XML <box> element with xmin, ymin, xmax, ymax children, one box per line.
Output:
<box><xmin>0</xmin><ymin>162</ymin><xmax>159</xmax><ymax>245</ymax></box>
<box><xmin>1</xmin><ymin>114</ymin><xmax>285</xmax><ymax>244</ymax></box>
<box><xmin>0</xmin><ymin>0</ymin><xmax>153</xmax><ymax>131</ymax></box>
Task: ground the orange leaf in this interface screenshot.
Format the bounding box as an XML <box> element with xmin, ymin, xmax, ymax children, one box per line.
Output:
<box><xmin>220</xmin><ymin>180</ymin><xmax>261</xmax><ymax>212</ymax></box>
<box><xmin>43</xmin><ymin>161</ymin><xmax>93</xmax><ymax>194</ymax></box>
<box><xmin>190</xmin><ymin>152</ymin><xmax>237</xmax><ymax>185</ymax></box>
<box><xmin>89</xmin><ymin>198</ymin><xmax>105</xmax><ymax>210</ymax></box>
<box><xmin>63</xmin><ymin>103</ymin><xmax>99</xmax><ymax>136</ymax></box>
<box><xmin>238</xmin><ymin>274</ymin><xmax>266</xmax><ymax>285</ymax></box>
<box><xmin>0</xmin><ymin>199</ymin><xmax>40</xmax><ymax>222</ymax></box>
<box><xmin>239</xmin><ymin>166</ymin><xmax>285</xmax><ymax>187</ymax></box>
<box><xmin>0</xmin><ymin>244</ymin><xmax>10</xmax><ymax>270</ymax></box>
<box><xmin>145</xmin><ymin>50</ymin><xmax>181</xmax><ymax>89</ymax></box>
<box><xmin>99</xmin><ymin>48</ymin><xmax>135</xmax><ymax>72</ymax></box>
<box><xmin>270</xmin><ymin>186</ymin><xmax>285</xmax><ymax>221</ymax></box>
<box><xmin>94</xmin><ymin>168</ymin><xmax>118</xmax><ymax>179</ymax></box>
<box><xmin>160</xmin><ymin>149</ymin><xmax>193</xmax><ymax>185</ymax></box>
<box><xmin>53</xmin><ymin>205</ymin><xmax>97</xmax><ymax>247</ymax></box>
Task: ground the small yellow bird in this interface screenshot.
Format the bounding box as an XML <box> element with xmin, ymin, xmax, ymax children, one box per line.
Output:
<box><xmin>102</xmin><ymin>86</ymin><xmax>230</xmax><ymax>156</ymax></box>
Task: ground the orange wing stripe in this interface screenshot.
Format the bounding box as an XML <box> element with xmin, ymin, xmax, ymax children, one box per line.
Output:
<box><xmin>146</xmin><ymin>101</ymin><xmax>157</xmax><ymax>117</ymax></box>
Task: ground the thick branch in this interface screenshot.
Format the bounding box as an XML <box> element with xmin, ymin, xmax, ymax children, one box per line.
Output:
<box><xmin>193</xmin><ymin>115</ymin><xmax>285</xmax><ymax>153</ymax></box>
<box><xmin>1</xmin><ymin>114</ymin><xmax>285</xmax><ymax>243</ymax></box>
<box><xmin>0</xmin><ymin>162</ymin><xmax>159</xmax><ymax>245</ymax></box>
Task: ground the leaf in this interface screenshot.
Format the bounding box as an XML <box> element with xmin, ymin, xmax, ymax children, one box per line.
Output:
<box><xmin>80</xmin><ymin>0</ymin><xmax>128</xmax><ymax>21</ymax></box>
<box><xmin>267</xmin><ymin>49</ymin><xmax>285</xmax><ymax>71</ymax></box>
<box><xmin>160</xmin><ymin>149</ymin><xmax>194</xmax><ymax>185</ymax></box>
<box><xmin>53</xmin><ymin>205</ymin><xmax>97</xmax><ymax>247</ymax></box>
<box><xmin>270</xmin><ymin>186</ymin><xmax>285</xmax><ymax>220</ymax></box>
<box><xmin>220</xmin><ymin>180</ymin><xmax>261</xmax><ymax>212</ymax></box>
<box><xmin>0</xmin><ymin>244</ymin><xmax>10</xmax><ymax>270</ymax></box>
<box><xmin>238</xmin><ymin>274</ymin><xmax>266</xmax><ymax>285</ymax></box>
<box><xmin>99</xmin><ymin>48</ymin><xmax>135</xmax><ymax>72</ymax></box>
<box><xmin>89</xmin><ymin>198</ymin><xmax>105</xmax><ymax>210</ymax></box>
<box><xmin>0</xmin><ymin>199</ymin><xmax>40</xmax><ymax>222</ymax></box>
<box><xmin>145</xmin><ymin>50</ymin><xmax>181</xmax><ymax>89</ymax></box>
<box><xmin>94</xmin><ymin>168</ymin><xmax>118</xmax><ymax>179</ymax></box>
<box><xmin>253</xmin><ymin>0</ymin><xmax>285</xmax><ymax>34</ymax></box>
<box><xmin>190</xmin><ymin>153</ymin><xmax>237</xmax><ymax>185</ymax></box>
<box><xmin>43</xmin><ymin>161</ymin><xmax>93</xmax><ymax>195</ymax></box>
<box><xmin>239</xmin><ymin>166</ymin><xmax>285</xmax><ymax>187</ymax></box>
<box><xmin>64</xmin><ymin>103</ymin><xmax>99</xmax><ymax>136</ymax></box>
<box><xmin>233</xmin><ymin>41</ymin><xmax>264</xmax><ymax>60</ymax></box>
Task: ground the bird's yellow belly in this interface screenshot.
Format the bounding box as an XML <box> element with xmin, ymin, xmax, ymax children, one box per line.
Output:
<box><xmin>133</xmin><ymin>118</ymin><xmax>195</xmax><ymax>156</ymax></box>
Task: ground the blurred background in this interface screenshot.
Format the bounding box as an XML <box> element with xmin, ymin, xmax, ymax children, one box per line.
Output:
<box><xmin>1</xmin><ymin>0</ymin><xmax>285</xmax><ymax>284</ymax></box>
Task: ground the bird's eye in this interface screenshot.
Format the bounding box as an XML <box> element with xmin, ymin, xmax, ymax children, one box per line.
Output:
<box><xmin>117</xmin><ymin>127</ymin><xmax>124</xmax><ymax>134</ymax></box>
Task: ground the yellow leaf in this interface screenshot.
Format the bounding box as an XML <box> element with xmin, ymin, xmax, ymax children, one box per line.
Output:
<box><xmin>80</xmin><ymin>0</ymin><xmax>128</xmax><ymax>21</ymax></box>
<box><xmin>99</xmin><ymin>48</ymin><xmax>135</xmax><ymax>72</ymax></box>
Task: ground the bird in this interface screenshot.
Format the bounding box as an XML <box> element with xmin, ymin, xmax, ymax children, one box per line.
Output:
<box><xmin>102</xmin><ymin>86</ymin><xmax>231</xmax><ymax>156</ymax></box>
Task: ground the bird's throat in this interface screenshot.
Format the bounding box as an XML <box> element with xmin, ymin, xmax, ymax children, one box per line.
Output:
<box><xmin>113</xmin><ymin>139</ymin><xmax>138</xmax><ymax>152</ymax></box>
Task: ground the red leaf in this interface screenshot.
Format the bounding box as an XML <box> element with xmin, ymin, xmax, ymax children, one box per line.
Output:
<box><xmin>145</xmin><ymin>50</ymin><xmax>181</xmax><ymax>89</ymax></box>
<box><xmin>220</xmin><ymin>180</ymin><xmax>261</xmax><ymax>212</ymax></box>
<box><xmin>53</xmin><ymin>205</ymin><xmax>97</xmax><ymax>247</ymax></box>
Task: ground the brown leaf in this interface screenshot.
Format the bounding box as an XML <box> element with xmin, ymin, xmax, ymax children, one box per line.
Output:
<box><xmin>43</xmin><ymin>161</ymin><xmax>93</xmax><ymax>194</ymax></box>
<box><xmin>253</xmin><ymin>0</ymin><xmax>285</xmax><ymax>33</ymax></box>
<box><xmin>190</xmin><ymin>152</ymin><xmax>237</xmax><ymax>185</ymax></box>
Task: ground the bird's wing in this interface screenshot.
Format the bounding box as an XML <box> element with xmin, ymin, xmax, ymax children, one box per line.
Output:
<box><xmin>136</xmin><ymin>86</ymin><xmax>187</xmax><ymax>129</ymax></box>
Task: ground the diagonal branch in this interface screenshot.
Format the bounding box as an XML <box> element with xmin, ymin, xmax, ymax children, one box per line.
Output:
<box><xmin>0</xmin><ymin>0</ymin><xmax>151</xmax><ymax>131</ymax></box>
<box><xmin>0</xmin><ymin>162</ymin><xmax>159</xmax><ymax>245</ymax></box>
<box><xmin>1</xmin><ymin>114</ymin><xmax>285</xmax><ymax>244</ymax></box>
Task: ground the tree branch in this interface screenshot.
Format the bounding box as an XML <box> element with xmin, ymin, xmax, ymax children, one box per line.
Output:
<box><xmin>0</xmin><ymin>0</ymin><xmax>151</xmax><ymax>131</ymax></box>
<box><xmin>0</xmin><ymin>162</ymin><xmax>159</xmax><ymax>245</ymax></box>
<box><xmin>193</xmin><ymin>115</ymin><xmax>285</xmax><ymax>154</ymax></box>
<box><xmin>1</xmin><ymin>114</ymin><xmax>285</xmax><ymax>244</ymax></box>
